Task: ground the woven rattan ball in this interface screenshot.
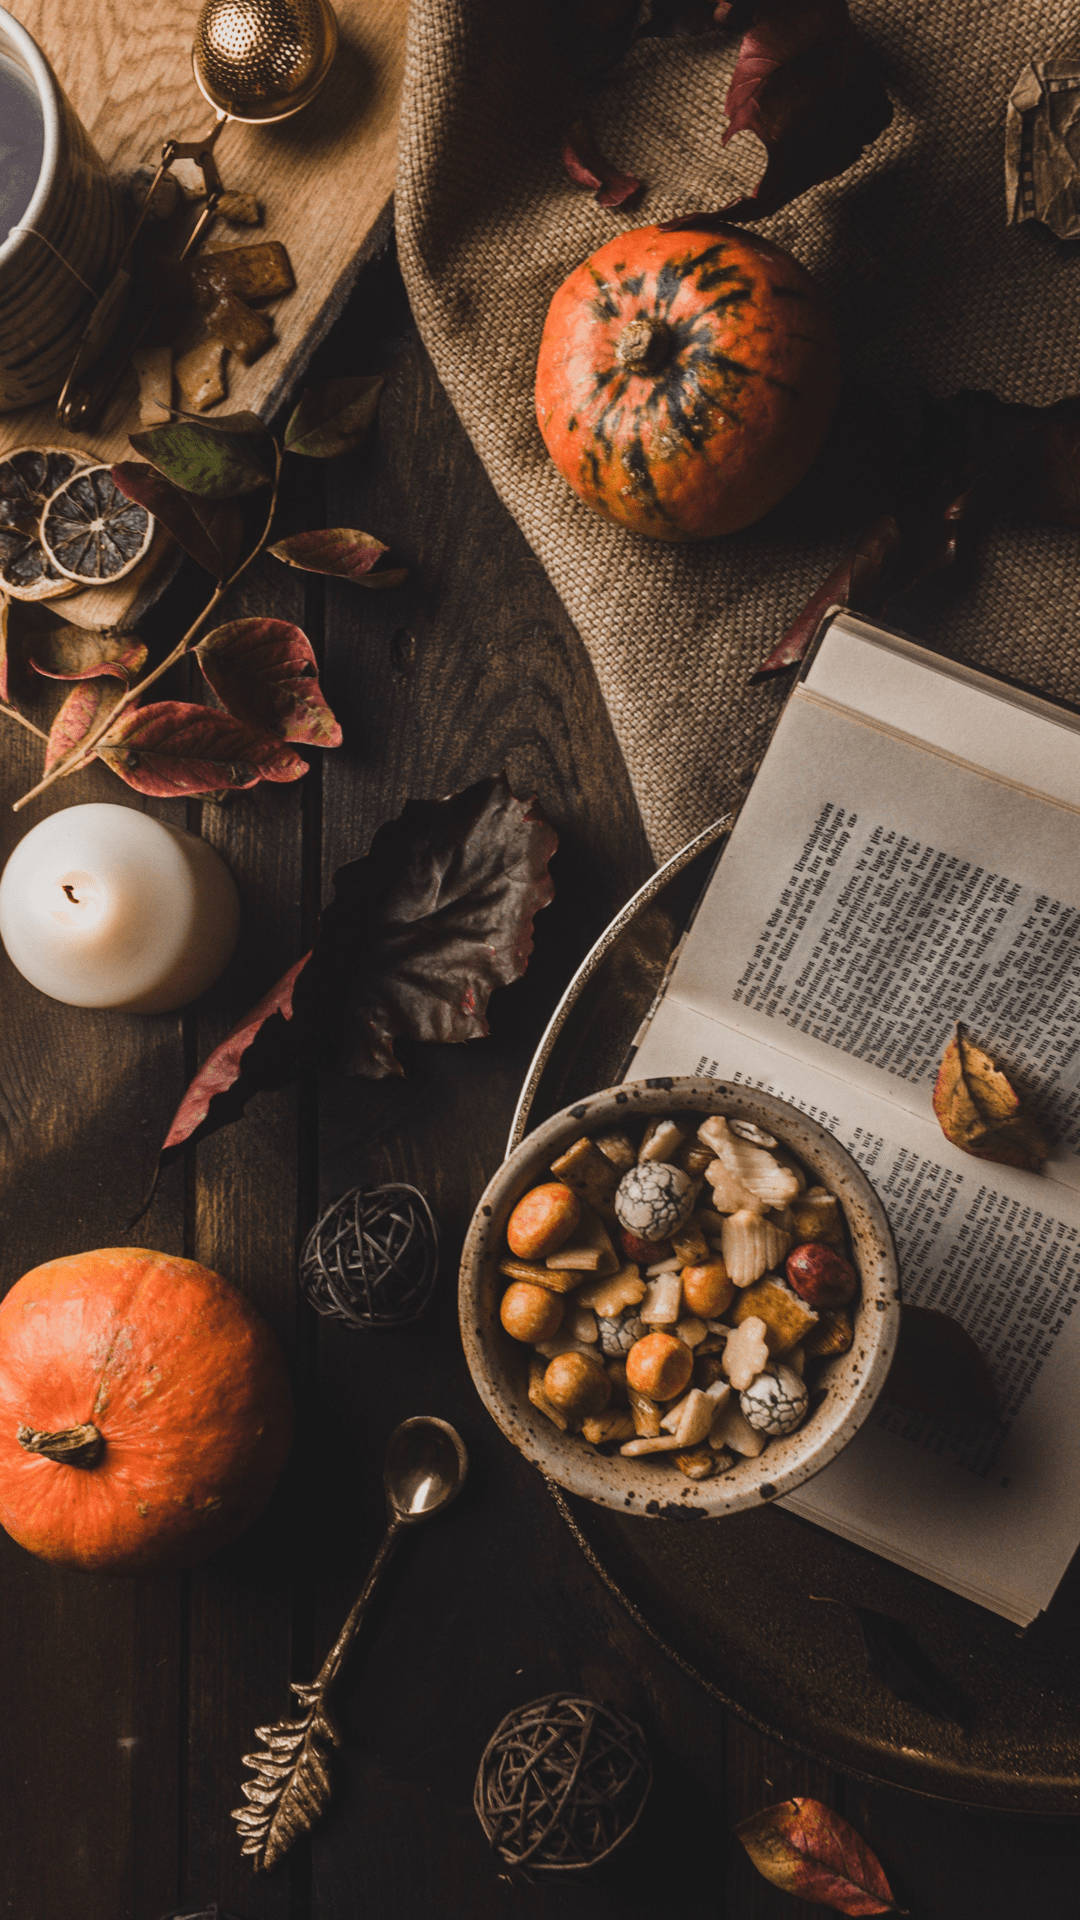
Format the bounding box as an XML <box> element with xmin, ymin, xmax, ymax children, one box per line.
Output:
<box><xmin>299</xmin><ymin>1184</ymin><xmax>439</xmax><ymax>1329</ymax></box>
<box><xmin>474</xmin><ymin>1693</ymin><xmax>651</xmax><ymax>1871</ymax></box>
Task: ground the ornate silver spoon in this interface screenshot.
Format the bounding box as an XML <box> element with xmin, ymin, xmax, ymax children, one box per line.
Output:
<box><xmin>233</xmin><ymin>1415</ymin><xmax>469</xmax><ymax>1872</ymax></box>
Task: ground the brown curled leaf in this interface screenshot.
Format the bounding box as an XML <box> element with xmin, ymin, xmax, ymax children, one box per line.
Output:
<box><xmin>129</xmin><ymin>411</ymin><xmax>276</xmax><ymax>499</ymax></box>
<box><xmin>269</xmin><ymin>528</ymin><xmax>406</xmax><ymax>587</ymax></box>
<box><xmin>932</xmin><ymin>1023</ymin><xmax>1048</xmax><ymax>1171</ymax></box>
<box><xmin>97</xmin><ymin>700</ymin><xmax>308</xmax><ymax>797</ymax></box>
<box><xmin>196</xmin><ymin>617</ymin><xmax>341</xmax><ymax>748</ymax></box>
<box><xmin>752</xmin><ymin>515</ymin><xmax>900</xmax><ymax>679</ymax></box>
<box><xmin>45</xmin><ymin>679</ymin><xmax>122</xmax><ymax>772</ymax></box>
<box><xmin>112</xmin><ymin>461</ymin><xmax>247</xmax><ymax>578</ymax></box>
<box><xmin>284</xmin><ymin>376</ymin><xmax>384</xmax><ymax>459</ymax></box>
<box><xmin>736</xmin><ymin>1797</ymin><xmax>899</xmax><ymax>1915</ymax></box>
<box><xmin>561</xmin><ymin>118</ymin><xmax>642</xmax><ymax>207</ymax></box>
<box><xmin>29</xmin><ymin>627</ymin><xmax>148</xmax><ymax>684</ymax></box>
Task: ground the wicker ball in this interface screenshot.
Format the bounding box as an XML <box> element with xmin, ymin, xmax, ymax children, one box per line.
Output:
<box><xmin>299</xmin><ymin>1184</ymin><xmax>439</xmax><ymax>1329</ymax></box>
<box><xmin>474</xmin><ymin>1692</ymin><xmax>651</xmax><ymax>1871</ymax></box>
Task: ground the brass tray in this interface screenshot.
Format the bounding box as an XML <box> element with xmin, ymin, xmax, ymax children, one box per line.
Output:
<box><xmin>511</xmin><ymin>822</ymin><xmax>1080</xmax><ymax>1814</ymax></box>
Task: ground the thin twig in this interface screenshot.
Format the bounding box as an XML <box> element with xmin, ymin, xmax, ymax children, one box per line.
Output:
<box><xmin>1</xmin><ymin>703</ymin><xmax>48</xmax><ymax>742</ymax></box>
<box><xmin>11</xmin><ymin>444</ymin><xmax>285</xmax><ymax>813</ymax></box>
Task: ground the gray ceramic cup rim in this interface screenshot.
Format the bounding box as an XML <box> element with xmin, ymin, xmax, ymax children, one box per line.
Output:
<box><xmin>460</xmin><ymin>1076</ymin><xmax>901</xmax><ymax>1517</ymax></box>
<box><xmin>0</xmin><ymin>8</ymin><xmax>62</xmax><ymax>274</ymax></box>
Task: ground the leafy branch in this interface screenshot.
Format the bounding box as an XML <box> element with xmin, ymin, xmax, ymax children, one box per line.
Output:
<box><xmin>2</xmin><ymin>375</ymin><xmax>403</xmax><ymax>809</ymax></box>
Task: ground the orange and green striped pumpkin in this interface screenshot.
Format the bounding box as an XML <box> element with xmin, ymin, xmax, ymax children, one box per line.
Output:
<box><xmin>535</xmin><ymin>224</ymin><xmax>840</xmax><ymax>542</ymax></box>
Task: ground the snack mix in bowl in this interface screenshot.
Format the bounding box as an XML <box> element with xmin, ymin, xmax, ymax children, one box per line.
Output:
<box><xmin>495</xmin><ymin>1103</ymin><xmax>866</xmax><ymax>1481</ymax></box>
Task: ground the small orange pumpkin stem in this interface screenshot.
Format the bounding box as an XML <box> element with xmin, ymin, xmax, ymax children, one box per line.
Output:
<box><xmin>17</xmin><ymin>1422</ymin><xmax>105</xmax><ymax>1468</ymax></box>
<box><xmin>614</xmin><ymin>316</ymin><xmax>670</xmax><ymax>376</ymax></box>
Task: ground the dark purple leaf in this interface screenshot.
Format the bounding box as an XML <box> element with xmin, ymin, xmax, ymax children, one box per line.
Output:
<box><xmin>664</xmin><ymin>0</ymin><xmax>892</xmax><ymax>227</ymax></box>
<box><xmin>46</xmin><ymin>679</ymin><xmax>122</xmax><ymax>772</ymax></box>
<box><xmin>158</xmin><ymin>774</ymin><xmax>556</xmax><ymax>1163</ymax></box>
<box><xmin>284</xmin><ymin>376</ymin><xmax>384</xmax><ymax>459</ymax></box>
<box><xmin>196</xmin><ymin>617</ymin><xmax>341</xmax><ymax>748</ymax></box>
<box><xmin>752</xmin><ymin>515</ymin><xmax>901</xmax><ymax>678</ymax></box>
<box><xmin>29</xmin><ymin>627</ymin><xmax>148</xmax><ymax>683</ymax></box>
<box><xmin>97</xmin><ymin>700</ymin><xmax>308</xmax><ymax>796</ymax></box>
<box><xmin>112</xmin><ymin>462</ymin><xmax>246</xmax><ymax>578</ymax></box>
<box><xmin>561</xmin><ymin>119</ymin><xmax>642</xmax><ymax>207</ymax></box>
<box><xmin>318</xmin><ymin>772</ymin><xmax>558</xmax><ymax>1075</ymax></box>
<box><xmin>268</xmin><ymin>528</ymin><xmax>405</xmax><ymax>586</ymax></box>
<box><xmin>161</xmin><ymin>954</ymin><xmax>312</xmax><ymax>1159</ymax></box>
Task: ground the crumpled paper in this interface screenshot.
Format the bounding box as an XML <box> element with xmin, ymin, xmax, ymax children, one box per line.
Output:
<box><xmin>1006</xmin><ymin>57</ymin><xmax>1080</xmax><ymax>238</ymax></box>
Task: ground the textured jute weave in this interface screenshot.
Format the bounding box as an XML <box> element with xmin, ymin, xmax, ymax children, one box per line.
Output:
<box><xmin>396</xmin><ymin>2</ymin><xmax>1080</xmax><ymax>859</ymax></box>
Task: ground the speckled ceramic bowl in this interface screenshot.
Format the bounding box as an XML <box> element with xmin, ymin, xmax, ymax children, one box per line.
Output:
<box><xmin>460</xmin><ymin>1077</ymin><xmax>900</xmax><ymax>1517</ymax></box>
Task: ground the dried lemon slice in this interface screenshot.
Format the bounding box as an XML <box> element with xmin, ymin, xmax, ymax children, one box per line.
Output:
<box><xmin>0</xmin><ymin>445</ymin><xmax>91</xmax><ymax>602</ymax></box>
<box><xmin>39</xmin><ymin>464</ymin><xmax>154</xmax><ymax>587</ymax></box>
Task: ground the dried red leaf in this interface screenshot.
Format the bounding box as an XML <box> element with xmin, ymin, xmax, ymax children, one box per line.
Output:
<box><xmin>158</xmin><ymin>773</ymin><xmax>557</xmax><ymax>1163</ymax></box>
<box><xmin>318</xmin><ymin>772</ymin><xmax>558</xmax><ymax>1075</ymax></box>
<box><xmin>196</xmin><ymin>616</ymin><xmax>341</xmax><ymax>748</ymax></box>
<box><xmin>161</xmin><ymin>954</ymin><xmax>312</xmax><ymax>1157</ymax></box>
<box><xmin>268</xmin><ymin>528</ymin><xmax>405</xmax><ymax>587</ymax></box>
<box><xmin>737</xmin><ymin>1798</ymin><xmax>899</xmax><ymax>1915</ymax></box>
<box><xmin>561</xmin><ymin>118</ymin><xmax>642</xmax><ymax>207</ymax></box>
<box><xmin>46</xmin><ymin>679</ymin><xmax>122</xmax><ymax>772</ymax></box>
<box><xmin>97</xmin><ymin>701</ymin><xmax>307</xmax><ymax>797</ymax></box>
<box><xmin>752</xmin><ymin>515</ymin><xmax>900</xmax><ymax>678</ymax></box>
<box><xmin>29</xmin><ymin>627</ymin><xmax>148</xmax><ymax>683</ymax></box>
<box><xmin>112</xmin><ymin>461</ymin><xmax>246</xmax><ymax>579</ymax></box>
<box><xmin>719</xmin><ymin>0</ymin><xmax>892</xmax><ymax>220</ymax></box>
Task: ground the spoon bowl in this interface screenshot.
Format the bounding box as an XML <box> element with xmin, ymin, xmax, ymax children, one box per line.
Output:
<box><xmin>384</xmin><ymin>1416</ymin><xmax>469</xmax><ymax>1525</ymax></box>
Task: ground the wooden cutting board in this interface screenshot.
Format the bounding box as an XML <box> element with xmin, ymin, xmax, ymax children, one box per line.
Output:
<box><xmin>1</xmin><ymin>0</ymin><xmax>407</xmax><ymax>629</ymax></box>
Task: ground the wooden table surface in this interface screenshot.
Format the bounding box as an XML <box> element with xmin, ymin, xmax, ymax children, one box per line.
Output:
<box><xmin>3</xmin><ymin>238</ymin><xmax>1080</xmax><ymax>1920</ymax></box>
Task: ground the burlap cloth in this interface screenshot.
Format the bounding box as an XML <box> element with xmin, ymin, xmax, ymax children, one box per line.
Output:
<box><xmin>396</xmin><ymin>2</ymin><xmax>1080</xmax><ymax>860</ymax></box>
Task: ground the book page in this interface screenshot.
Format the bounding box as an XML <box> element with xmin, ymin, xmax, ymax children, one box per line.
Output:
<box><xmin>630</xmin><ymin>1004</ymin><xmax>1080</xmax><ymax>1623</ymax></box>
<box><xmin>668</xmin><ymin>691</ymin><xmax>1080</xmax><ymax>1183</ymax></box>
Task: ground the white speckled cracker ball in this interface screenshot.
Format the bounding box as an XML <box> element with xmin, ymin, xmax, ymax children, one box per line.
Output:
<box><xmin>614</xmin><ymin>1161</ymin><xmax>694</xmax><ymax>1241</ymax></box>
<box><xmin>739</xmin><ymin>1365</ymin><xmax>809</xmax><ymax>1436</ymax></box>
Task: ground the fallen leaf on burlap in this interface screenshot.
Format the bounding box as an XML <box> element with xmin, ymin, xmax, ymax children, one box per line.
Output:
<box><xmin>885</xmin><ymin>1305</ymin><xmax>999</xmax><ymax>1429</ymax></box>
<box><xmin>561</xmin><ymin>118</ymin><xmax>642</xmax><ymax>206</ymax></box>
<box><xmin>97</xmin><ymin>701</ymin><xmax>308</xmax><ymax>797</ymax></box>
<box><xmin>29</xmin><ymin>627</ymin><xmax>147</xmax><ymax>683</ymax></box>
<box><xmin>45</xmin><ymin>680</ymin><xmax>122</xmax><ymax>772</ymax></box>
<box><xmin>283</xmin><ymin>376</ymin><xmax>383</xmax><ymax>460</ymax></box>
<box><xmin>268</xmin><ymin>528</ymin><xmax>406</xmax><ymax>587</ymax></box>
<box><xmin>196</xmin><ymin>617</ymin><xmax>342</xmax><ymax>748</ymax></box>
<box><xmin>736</xmin><ymin>1797</ymin><xmax>900</xmax><ymax>1914</ymax></box>
<box><xmin>661</xmin><ymin>0</ymin><xmax>892</xmax><ymax>228</ymax></box>
<box><xmin>752</xmin><ymin>515</ymin><xmax>900</xmax><ymax>679</ymax></box>
<box><xmin>933</xmin><ymin>1023</ymin><xmax>1048</xmax><ymax>1170</ymax></box>
<box><xmin>156</xmin><ymin>774</ymin><xmax>557</xmax><ymax>1164</ymax></box>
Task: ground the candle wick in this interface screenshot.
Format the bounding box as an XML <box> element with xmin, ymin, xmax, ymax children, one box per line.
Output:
<box><xmin>62</xmin><ymin>883</ymin><xmax>79</xmax><ymax>904</ymax></box>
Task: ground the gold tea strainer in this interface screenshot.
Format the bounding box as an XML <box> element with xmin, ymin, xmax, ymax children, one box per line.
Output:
<box><xmin>57</xmin><ymin>0</ymin><xmax>338</xmax><ymax>427</ymax></box>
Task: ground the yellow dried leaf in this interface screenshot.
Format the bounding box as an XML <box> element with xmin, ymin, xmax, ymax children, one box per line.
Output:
<box><xmin>932</xmin><ymin>1024</ymin><xmax>1047</xmax><ymax>1171</ymax></box>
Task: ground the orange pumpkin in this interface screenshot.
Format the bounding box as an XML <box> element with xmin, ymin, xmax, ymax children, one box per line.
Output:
<box><xmin>534</xmin><ymin>224</ymin><xmax>840</xmax><ymax>541</ymax></box>
<box><xmin>0</xmin><ymin>1247</ymin><xmax>293</xmax><ymax>1571</ymax></box>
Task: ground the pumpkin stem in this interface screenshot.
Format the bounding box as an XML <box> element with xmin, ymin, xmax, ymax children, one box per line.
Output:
<box><xmin>17</xmin><ymin>1422</ymin><xmax>105</xmax><ymax>1468</ymax></box>
<box><xmin>614</xmin><ymin>316</ymin><xmax>671</xmax><ymax>376</ymax></box>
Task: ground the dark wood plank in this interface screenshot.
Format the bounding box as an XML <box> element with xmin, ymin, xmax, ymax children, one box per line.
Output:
<box><xmin>0</xmin><ymin>741</ymin><xmax>187</xmax><ymax>1920</ymax></box>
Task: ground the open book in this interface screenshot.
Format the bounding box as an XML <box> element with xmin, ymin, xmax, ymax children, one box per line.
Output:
<box><xmin>628</xmin><ymin>612</ymin><xmax>1080</xmax><ymax>1626</ymax></box>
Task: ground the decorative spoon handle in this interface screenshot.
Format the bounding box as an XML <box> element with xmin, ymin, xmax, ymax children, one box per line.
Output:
<box><xmin>232</xmin><ymin>1516</ymin><xmax>404</xmax><ymax>1872</ymax></box>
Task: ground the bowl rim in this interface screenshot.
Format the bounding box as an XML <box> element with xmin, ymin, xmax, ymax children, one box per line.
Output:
<box><xmin>460</xmin><ymin>1075</ymin><xmax>901</xmax><ymax>1517</ymax></box>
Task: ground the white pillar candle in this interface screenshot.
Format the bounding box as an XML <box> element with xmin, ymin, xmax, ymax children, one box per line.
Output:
<box><xmin>0</xmin><ymin>804</ymin><xmax>241</xmax><ymax>1012</ymax></box>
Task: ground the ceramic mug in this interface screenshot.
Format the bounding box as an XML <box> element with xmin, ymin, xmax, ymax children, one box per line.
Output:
<box><xmin>0</xmin><ymin>7</ymin><xmax>123</xmax><ymax>412</ymax></box>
